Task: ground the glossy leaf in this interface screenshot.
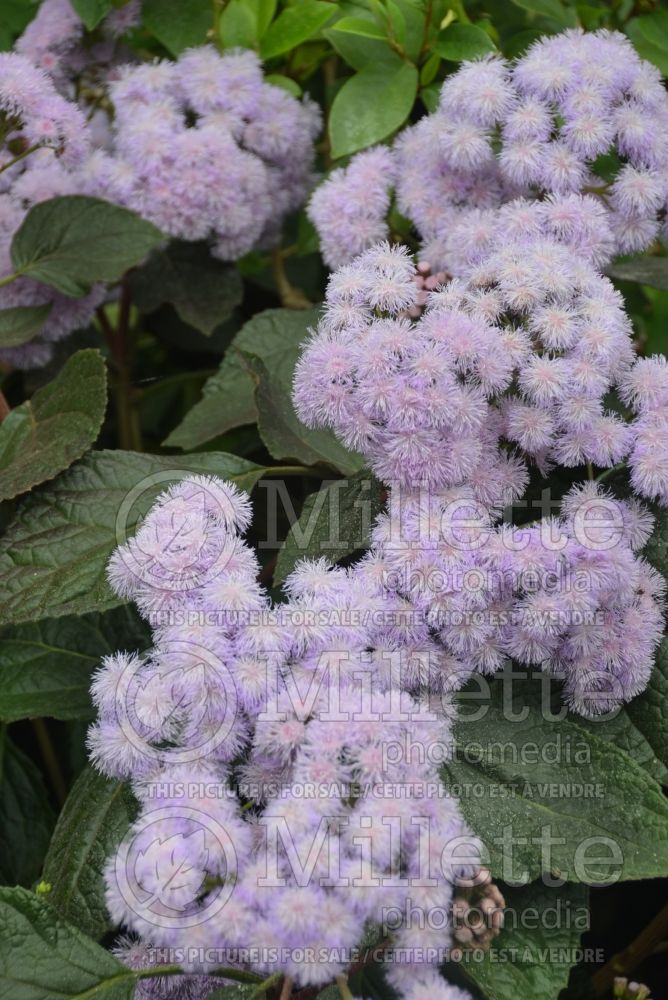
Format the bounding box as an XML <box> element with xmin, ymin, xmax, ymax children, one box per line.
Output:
<box><xmin>142</xmin><ymin>0</ymin><xmax>211</xmax><ymax>54</ymax></box>
<box><xmin>434</xmin><ymin>23</ymin><xmax>497</xmax><ymax>61</ymax></box>
<box><xmin>260</xmin><ymin>1</ymin><xmax>335</xmax><ymax>59</ymax></box>
<box><xmin>510</xmin><ymin>0</ymin><xmax>577</xmax><ymax>26</ymax></box>
<box><xmin>626</xmin><ymin>13</ymin><xmax>668</xmax><ymax>76</ymax></box>
<box><xmin>329</xmin><ymin>62</ymin><xmax>418</xmax><ymax>159</ymax></box>
<box><xmin>333</xmin><ymin>15</ymin><xmax>386</xmax><ymax>40</ymax></box>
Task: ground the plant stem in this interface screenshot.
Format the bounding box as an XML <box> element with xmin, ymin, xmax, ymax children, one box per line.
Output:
<box><xmin>99</xmin><ymin>287</ymin><xmax>143</xmax><ymax>451</ymax></box>
<box><xmin>271</xmin><ymin>248</ymin><xmax>312</xmax><ymax>309</ymax></box>
<box><xmin>0</xmin><ymin>270</ymin><xmax>19</xmax><ymax>289</ymax></box>
<box><xmin>0</xmin><ymin>143</ymin><xmax>43</xmax><ymax>176</ymax></box>
<box><xmin>419</xmin><ymin>0</ymin><xmax>434</xmax><ymax>57</ymax></box>
<box><xmin>587</xmin><ymin>461</ymin><xmax>594</xmax><ymax>481</ymax></box>
<box><xmin>31</xmin><ymin>719</ymin><xmax>68</xmax><ymax>808</ymax></box>
<box><xmin>591</xmin><ymin>902</ymin><xmax>668</xmax><ymax>994</ymax></box>
<box><xmin>596</xmin><ymin>462</ymin><xmax>627</xmax><ymax>485</ymax></box>
<box><xmin>0</xmin><ymin>388</ymin><xmax>10</xmax><ymax>422</ymax></box>
<box><xmin>210</xmin><ymin>0</ymin><xmax>229</xmax><ymax>47</ymax></box>
<box><xmin>263</xmin><ymin>465</ymin><xmax>319</xmax><ymax>478</ymax></box>
<box><xmin>335</xmin><ymin>975</ymin><xmax>354</xmax><ymax>1000</ymax></box>
<box><xmin>449</xmin><ymin>0</ymin><xmax>471</xmax><ymax>25</ymax></box>
<box><xmin>279</xmin><ymin>976</ymin><xmax>294</xmax><ymax>1000</ymax></box>
<box><xmin>74</xmin><ymin>964</ymin><xmax>265</xmax><ymax>1000</ymax></box>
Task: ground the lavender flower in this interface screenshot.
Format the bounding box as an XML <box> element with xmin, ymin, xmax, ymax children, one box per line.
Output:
<box><xmin>16</xmin><ymin>0</ymin><xmax>141</xmax><ymax>87</ymax></box>
<box><xmin>90</xmin><ymin>478</ymin><xmax>481</xmax><ymax>996</ymax></box>
<box><xmin>621</xmin><ymin>356</ymin><xmax>668</xmax><ymax>504</ymax></box>
<box><xmin>0</xmin><ymin>52</ymin><xmax>89</xmax><ymax>166</ymax></box>
<box><xmin>85</xmin><ymin>47</ymin><xmax>320</xmax><ymax>260</ymax></box>
<box><xmin>14</xmin><ymin>0</ymin><xmax>84</xmax><ymax>84</ymax></box>
<box><xmin>309</xmin><ymin>29</ymin><xmax>668</xmax><ymax>269</ymax></box>
<box><xmin>307</xmin><ymin>146</ymin><xmax>394</xmax><ymax>269</ymax></box>
<box><xmin>0</xmin><ymin>62</ymin><xmax>99</xmax><ymax>368</ymax></box>
<box><xmin>293</xmin><ymin>237</ymin><xmax>667</xmax><ymax>712</ymax></box>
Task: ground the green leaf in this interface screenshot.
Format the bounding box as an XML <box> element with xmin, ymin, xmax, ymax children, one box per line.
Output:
<box><xmin>0</xmin><ymin>0</ymin><xmax>36</xmax><ymax>51</ymax></box>
<box><xmin>0</xmin><ymin>449</ymin><xmax>266</xmax><ymax>625</ymax></box>
<box><xmin>0</xmin><ymin>886</ymin><xmax>136</xmax><ymax>999</ymax></box>
<box><xmin>260</xmin><ymin>1</ymin><xmax>335</xmax><ymax>58</ymax></box>
<box><xmin>42</xmin><ymin>768</ymin><xmax>138</xmax><ymax>939</ymax></box>
<box><xmin>253</xmin><ymin>0</ymin><xmax>277</xmax><ymax>38</ymax></box>
<box><xmin>218</xmin><ymin>0</ymin><xmax>277</xmax><ymax>47</ymax></box>
<box><xmin>419</xmin><ymin>51</ymin><xmax>440</xmax><ymax>87</ymax></box>
<box><xmin>0</xmin><ymin>732</ymin><xmax>55</xmax><ymax>887</ymax></box>
<box><xmin>578</xmin><ymin>698</ymin><xmax>668</xmax><ymax>784</ymax></box>
<box><xmin>164</xmin><ymin>307</ymin><xmax>320</xmax><ymax>450</ymax></box>
<box><xmin>70</xmin><ymin>0</ymin><xmax>112</xmax><ymax>30</ymax></box>
<box><xmin>274</xmin><ymin>471</ymin><xmax>384</xmax><ymax>586</ymax></box>
<box><xmin>0</xmin><ymin>605</ymin><xmax>150</xmax><ymax>723</ymax></box>
<box><xmin>243</xmin><ymin>352</ymin><xmax>363</xmax><ymax>475</ymax></box>
<box><xmin>333</xmin><ymin>15</ymin><xmax>387</xmax><ymax>39</ymax></box>
<box><xmin>434</xmin><ymin>23</ymin><xmax>497</xmax><ymax>61</ymax></box>
<box><xmin>391</xmin><ymin>0</ymin><xmax>425</xmax><ymax>62</ymax></box>
<box><xmin>206</xmin><ymin>990</ymin><xmax>259</xmax><ymax>1000</ymax></box>
<box><xmin>644</xmin><ymin>501</ymin><xmax>668</xmax><ymax>575</ymax></box>
<box><xmin>420</xmin><ymin>82</ymin><xmax>441</xmax><ymax>113</ymax></box>
<box><xmin>0</xmin><ymin>349</ymin><xmax>107</xmax><ymax>502</ymax></box>
<box><xmin>626</xmin><ymin>639</ymin><xmax>668</xmax><ymax>775</ymax></box>
<box><xmin>0</xmin><ymin>304</ymin><xmax>51</xmax><ymax>349</ymax></box>
<box><xmin>626</xmin><ymin>13</ymin><xmax>668</xmax><ymax>76</ymax></box>
<box><xmin>641</xmin><ymin>505</ymin><xmax>668</xmax><ymax>791</ymax></box>
<box><xmin>457</xmin><ymin>882</ymin><xmax>589</xmax><ymax>999</ymax></box>
<box><xmin>265</xmin><ymin>73</ymin><xmax>302</xmax><ymax>97</ymax></box>
<box><xmin>11</xmin><ymin>197</ymin><xmax>163</xmax><ymax>298</ymax></box>
<box><xmin>127</xmin><ymin>241</ymin><xmax>243</xmax><ymax>337</ymax></box>
<box><xmin>329</xmin><ymin>63</ymin><xmax>418</xmax><ymax>159</ymax></box>
<box><xmin>510</xmin><ymin>0</ymin><xmax>577</xmax><ymax>26</ymax></box>
<box><xmin>325</xmin><ymin>24</ymin><xmax>401</xmax><ymax>71</ymax></box>
<box><xmin>442</xmin><ymin>670</ymin><xmax>668</xmax><ymax>883</ymax></box>
<box><xmin>219</xmin><ymin>0</ymin><xmax>257</xmax><ymax>49</ymax></box>
<box><xmin>577</xmin><ymin>3</ymin><xmax>608</xmax><ymax>30</ymax></box>
<box><xmin>607</xmin><ymin>256</ymin><xmax>668</xmax><ymax>290</ymax></box>
<box><xmin>142</xmin><ymin>0</ymin><xmax>212</xmax><ymax>54</ymax></box>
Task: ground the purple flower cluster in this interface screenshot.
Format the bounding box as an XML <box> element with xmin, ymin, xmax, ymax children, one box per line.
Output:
<box><xmin>1</xmin><ymin>24</ymin><xmax>322</xmax><ymax>368</ymax></box>
<box><xmin>622</xmin><ymin>356</ymin><xmax>668</xmax><ymax>504</ymax></box>
<box><xmin>0</xmin><ymin>57</ymin><xmax>102</xmax><ymax>368</ymax></box>
<box><xmin>293</xmin><ymin>237</ymin><xmax>668</xmax><ymax>710</ymax></box>
<box><xmin>15</xmin><ymin>0</ymin><xmax>84</xmax><ymax>84</ymax></box>
<box><xmin>310</xmin><ymin>29</ymin><xmax>668</xmax><ymax>269</ymax></box>
<box><xmin>89</xmin><ymin>476</ymin><xmax>481</xmax><ymax>996</ymax></box>
<box><xmin>308</xmin><ymin>146</ymin><xmax>395</xmax><ymax>269</ymax></box>
<box><xmin>294</xmin><ymin>235</ymin><xmax>638</xmax><ymax>486</ymax></box>
<box><xmin>16</xmin><ymin>0</ymin><xmax>141</xmax><ymax>87</ymax></box>
<box><xmin>0</xmin><ymin>52</ymin><xmax>88</xmax><ymax>167</ymax></box>
<box><xmin>370</xmin><ymin>481</ymin><xmax>664</xmax><ymax>715</ymax></box>
<box><xmin>85</xmin><ymin>47</ymin><xmax>320</xmax><ymax>259</ymax></box>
